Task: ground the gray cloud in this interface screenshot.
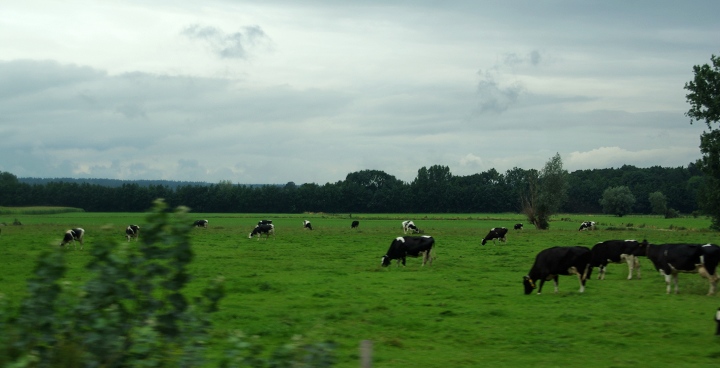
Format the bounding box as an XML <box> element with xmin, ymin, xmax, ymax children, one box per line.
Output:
<box><xmin>181</xmin><ymin>24</ymin><xmax>270</xmax><ymax>59</ymax></box>
<box><xmin>1</xmin><ymin>1</ymin><xmax>717</xmax><ymax>184</ymax></box>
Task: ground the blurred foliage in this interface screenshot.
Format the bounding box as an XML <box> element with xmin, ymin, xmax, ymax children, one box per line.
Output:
<box><xmin>0</xmin><ymin>199</ymin><xmax>335</xmax><ymax>367</ymax></box>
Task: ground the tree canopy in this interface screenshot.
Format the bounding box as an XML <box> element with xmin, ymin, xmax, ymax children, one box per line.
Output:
<box><xmin>685</xmin><ymin>54</ymin><xmax>720</xmax><ymax>229</ymax></box>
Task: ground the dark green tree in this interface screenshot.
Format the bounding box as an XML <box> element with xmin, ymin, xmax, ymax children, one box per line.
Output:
<box><xmin>521</xmin><ymin>153</ymin><xmax>568</xmax><ymax>229</ymax></box>
<box><xmin>599</xmin><ymin>186</ymin><xmax>636</xmax><ymax>217</ymax></box>
<box><xmin>648</xmin><ymin>191</ymin><xmax>668</xmax><ymax>215</ymax></box>
<box><xmin>685</xmin><ymin>54</ymin><xmax>720</xmax><ymax>228</ymax></box>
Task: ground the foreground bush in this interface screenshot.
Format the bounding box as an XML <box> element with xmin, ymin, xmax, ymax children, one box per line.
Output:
<box><xmin>0</xmin><ymin>199</ymin><xmax>334</xmax><ymax>367</ymax></box>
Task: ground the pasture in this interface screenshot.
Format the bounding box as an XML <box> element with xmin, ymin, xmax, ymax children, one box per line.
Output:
<box><xmin>1</xmin><ymin>211</ymin><xmax>719</xmax><ymax>367</ymax></box>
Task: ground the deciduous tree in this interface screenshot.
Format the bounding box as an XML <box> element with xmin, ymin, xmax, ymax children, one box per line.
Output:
<box><xmin>685</xmin><ymin>54</ymin><xmax>720</xmax><ymax>229</ymax></box>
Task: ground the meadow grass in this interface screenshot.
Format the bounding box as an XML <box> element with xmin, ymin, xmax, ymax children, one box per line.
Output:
<box><xmin>0</xmin><ymin>206</ymin><xmax>84</xmax><ymax>216</ymax></box>
<box><xmin>1</xmin><ymin>212</ymin><xmax>719</xmax><ymax>367</ymax></box>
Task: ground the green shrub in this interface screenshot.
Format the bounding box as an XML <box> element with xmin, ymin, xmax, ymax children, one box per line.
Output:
<box><xmin>0</xmin><ymin>199</ymin><xmax>334</xmax><ymax>367</ymax></box>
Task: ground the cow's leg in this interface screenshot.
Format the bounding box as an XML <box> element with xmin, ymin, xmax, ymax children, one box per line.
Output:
<box><xmin>634</xmin><ymin>257</ymin><xmax>641</xmax><ymax>279</ymax></box>
<box><xmin>625</xmin><ymin>256</ymin><xmax>635</xmax><ymax>280</ymax></box>
<box><xmin>537</xmin><ymin>279</ymin><xmax>546</xmax><ymax>295</ymax></box>
<box><xmin>553</xmin><ymin>276</ymin><xmax>560</xmax><ymax>293</ymax></box>
<box><xmin>699</xmin><ymin>266</ymin><xmax>719</xmax><ymax>295</ymax></box>
<box><xmin>598</xmin><ymin>265</ymin><xmax>606</xmax><ymax>280</ymax></box>
<box><xmin>663</xmin><ymin>273</ymin><xmax>672</xmax><ymax>294</ymax></box>
<box><xmin>577</xmin><ymin>273</ymin><xmax>585</xmax><ymax>293</ymax></box>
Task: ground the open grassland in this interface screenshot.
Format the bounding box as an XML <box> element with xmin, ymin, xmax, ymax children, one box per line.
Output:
<box><xmin>0</xmin><ymin>206</ymin><xmax>84</xmax><ymax>216</ymax></box>
<box><xmin>1</xmin><ymin>212</ymin><xmax>720</xmax><ymax>367</ymax></box>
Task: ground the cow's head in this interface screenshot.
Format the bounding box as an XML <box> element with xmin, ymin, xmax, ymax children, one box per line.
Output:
<box><xmin>381</xmin><ymin>255</ymin><xmax>391</xmax><ymax>267</ymax></box>
<box><xmin>523</xmin><ymin>276</ymin><xmax>536</xmax><ymax>295</ymax></box>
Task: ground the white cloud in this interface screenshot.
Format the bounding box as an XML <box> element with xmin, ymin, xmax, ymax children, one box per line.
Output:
<box><xmin>0</xmin><ymin>0</ymin><xmax>717</xmax><ymax>184</ymax></box>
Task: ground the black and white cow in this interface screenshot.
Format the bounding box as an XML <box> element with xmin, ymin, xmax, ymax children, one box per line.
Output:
<box><xmin>513</xmin><ymin>223</ymin><xmax>523</xmax><ymax>230</ymax></box>
<box><xmin>258</xmin><ymin>220</ymin><xmax>273</xmax><ymax>226</ymax></box>
<box><xmin>481</xmin><ymin>227</ymin><xmax>508</xmax><ymax>245</ymax></box>
<box><xmin>249</xmin><ymin>223</ymin><xmax>275</xmax><ymax>240</ymax></box>
<box><xmin>523</xmin><ymin>246</ymin><xmax>593</xmax><ymax>294</ymax></box>
<box><xmin>590</xmin><ymin>239</ymin><xmax>648</xmax><ymax>280</ymax></box>
<box><xmin>126</xmin><ymin>225</ymin><xmax>140</xmax><ymax>242</ymax></box>
<box><xmin>381</xmin><ymin>235</ymin><xmax>435</xmax><ymax>267</ymax></box>
<box><xmin>646</xmin><ymin>243</ymin><xmax>720</xmax><ymax>295</ymax></box>
<box><xmin>402</xmin><ymin>220</ymin><xmax>421</xmax><ymax>234</ymax></box>
<box><xmin>60</xmin><ymin>228</ymin><xmax>85</xmax><ymax>250</ymax></box>
<box><xmin>303</xmin><ymin>220</ymin><xmax>313</xmax><ymax>230</ymax></box>
<box><xmin>194</xmin><ymin>219</ymin><xmax>209</xmax><ymax>228</ymax></box>
<box><xmin>579</xmin><ymin>221</ymin><xmax>596</xmax><ymax>231</ymax></box>
<box><xmin>351</xmin><ymin>220</ymin><xmax>360</xmax><ymax>229</ymax></box>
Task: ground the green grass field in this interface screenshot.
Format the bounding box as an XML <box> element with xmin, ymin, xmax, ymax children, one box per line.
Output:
<box><xmin>1</xmin><ymin>212</ymin><xmax>719</xmax><ymax>367</ymax></box>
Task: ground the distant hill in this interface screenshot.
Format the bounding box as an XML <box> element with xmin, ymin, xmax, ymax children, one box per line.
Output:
<box><xmin>18</xmin><ymin>177</ymin><xmax>271</xmax><ymax>189</ymax></box>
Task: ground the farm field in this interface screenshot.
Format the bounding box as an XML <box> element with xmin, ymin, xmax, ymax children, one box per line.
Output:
<box><xmin>1</xmin><ymin>211</ymin><xmax>720</xmax><ymax>367</ymax></box>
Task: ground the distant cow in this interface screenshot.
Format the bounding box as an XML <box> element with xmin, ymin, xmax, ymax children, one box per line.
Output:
<box><xmin>590</xmin><ymin>239</ymin><xmax>648</xmax><ymax>280</ymax></box>
<box><xmin>351</xmin><ymin>220</ymin><xmax>360</xmax><ymax>229</ymax></box>
<box><xmin>60</xmin><ymin>228</ymin><xmax>85</xmax><ymax>250</ymax></box>
<box><xmin>249</xmin><ymin>223</ymin><xmax>275</xmax><ymax>240</ymax></box>
<box><xmin>514</xmin><ymin>223</ymin><xmax>523</xmax><ymax>230</ymax></box>
<box><xmin>194</xmin><ymin>219</ymin><xmax>209</xmax><ymax>228</ymax></box>
<box><xmin>126</xmin><ymin>225</ymin><xmax>140</xmax><ymax>242</ymax></box>
<box><xmin>258</xmin><ymin>220</ymin><xmax>273</xmax><ymax>226</ymax></box>
<box><xmin>402</xmin><ymin>220</ymin><xmax>421</xmax><ymax>234</ymax></box>
<box><xmin>646</xmin><ymin>243</ymin><xmax>720</xmax><ymax>295</ymax></box>
<box><xmin>303</xmin><ymin>220</ymin><xmax>313</xmax><ymax>230</ymax></box>
<box><xmin>579</xmin><ymin>221</ymin><xmax>596</xmax><ymax>231</ymax></box>
<box><xmin>481</xmin><ymin>227</ymin><xmax>508</xmax><ymax>245</ymax></box>
<box><xmin>381</xmin><ymin>236</ymin><xmax>435</xmax><ymax>267</ymax></box>
<box><xmin>523</xmin><ymin>246</ymin><xmax>593</xmax><ymax>294</ymax></box>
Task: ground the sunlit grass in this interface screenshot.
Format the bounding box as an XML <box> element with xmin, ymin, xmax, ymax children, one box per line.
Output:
<box><xmin>1</xmin><ymin>213</ymin><xmax>718</xmax><ymax>367</ymax></box>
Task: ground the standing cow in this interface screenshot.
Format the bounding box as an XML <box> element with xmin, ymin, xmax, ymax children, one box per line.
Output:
<box><xmin>646</xmin><ymin>243</ymin><xmax>720</xmax><ymax>295</ymax></box>
<box><xmin>351</xmin><ymin>220</ymin><xmax>360</xmax><ymax>229</ymax></box>
<box><xmin>481</xmin><ymin>227</ymin><xmax>508</xmax><ymax>245</ymax></box>
<box><xmin>194</xmin><ymin>219</ymin><xmax>209</xmax><ymax>228</ymax></box>
<box><xmin>513</xmin><ymin>223</ymin><xmax>523</xmax><ymax>230</ymax></box>
<box><xmin>61</xmin><ymin>228</ymin><xmax>85</xmax><ymax>250</ymax></box>
<box><xmin>590</xmin><ymin>239</ymin><xmax>648</xmax><ymax>280</ymax></box>
<box><xmin>249</xmin><ymin>223</ymin><xmax>275</xmax><ymax>240</ymax></box>
<box><xmin>381</xmin><ymin>236</ymin><xmax>435</xmax><ymax>267</ymax></box>
<box><xmin>126</xmin><ymin>225</ymin><xmax>140</xmax><ymax>242</ymax></box>
<box><xmin>303</xmin><ymin>220</ymin><xmax>313</xmax><ymax>230</ymax></box>
<box><xmin>523</xmin><ymin>246</ymin><xmax>593</xmax><ymax>294</ymax></box>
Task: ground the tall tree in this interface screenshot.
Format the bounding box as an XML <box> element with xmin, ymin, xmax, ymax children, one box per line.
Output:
<box><xmin>648</xmin><ymin>191</ymin><xmax>668</xmax><ymax>215</ymax></box>
<box><xmin>599</xmin><ymin>186</ymin><xmax>636</xmax><ymax>217</ymax></box>
<box><xmin>685</xmin><ymin>54</ymin><xmax>720</xmax><ymax>229</ymax></box>
<box><xmin>522</xmin><ymin>153</ymin><xmax>568</xmax><ymax>229</ymax></box>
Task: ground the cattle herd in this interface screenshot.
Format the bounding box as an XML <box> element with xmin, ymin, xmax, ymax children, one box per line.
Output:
<box><xmin>524</xmin><ymin>239</ymin><xmax>720</xmax><ymax>296</ymax></box>
<box><xmin>55</xmin><ymin>218</ymin><xmax>720</xmax><ymax>296</ymax></box>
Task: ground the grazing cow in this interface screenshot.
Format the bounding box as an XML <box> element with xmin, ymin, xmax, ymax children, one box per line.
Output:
<box><xmin>381</xmin><ymin>236</ymin><xmax>435</xmax><ymax>267</ymax></box>
<box><xmin>514</xmin><ymin>223</ymin><xmax>523</xmax><ymax>230</ymax></box>
<box><xmin>402</xmin><ymin>220</ymin><xmax>421</xmax><ymax>234</ymax></box>
<box><xmin>303</xmin><ymin>220</ymin><xmax>313</xmax><ymax>230</ymax></box>
<box><xmin>351</xmin><ymin>220</ymin><xmax>360</xmax><ymax>229</ymax></box>
<box><xmin>481</xmin><ymin>227</ymin><xmax>508</xmax><ymax>245</ymax></box>
<box><xmin>249</xmin><ymin>223</ymin><xmax>275</xmax><ymax>240</ymax></box>
<box><xmin>590</xmin><ymin>239</ymin><xmax>648</xmax><ymax>280</ymax></box>
<box><xmin>579</xmin><ymin>221</ymin><xmax>596</xmax><ymax>231</ymax></box>
<box><xmin>126</xmin><ymin>225</ymin><xmax>140</xmax><ymax>242</ymax></box>
<box><xmin>194</xmin><ymin>219</ymin><xmax>209</xmax><ymax>228</ymax></box>
<box><xmin>60</xmin><ymin>228</ymin><xmax>85</xmax><ymax>250</ymax></box>
<box><xmin>646</xmin><ymin>243</ymin><xmax>720</xmax><ymax>295</ymax></box>
<box><xmin>258</xmin><ymin>220</ymin><xmax>273</xmax><ymax>226</ymax></box>
<box><xmin>523</xmin><ymin>246</ymin><xmax>593</xmax><ymax>294</ymax></box>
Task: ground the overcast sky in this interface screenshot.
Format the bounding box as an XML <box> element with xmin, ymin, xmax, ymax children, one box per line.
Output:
<box><xmin>1</xmin><ymin>1</ymin><xmax>718</xmax><ymax>184</ymax></box>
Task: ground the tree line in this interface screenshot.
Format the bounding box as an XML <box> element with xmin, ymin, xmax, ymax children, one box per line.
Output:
<box><xmin>0</xmin><ymin>163</ymin><xmax>705</xmax><ymax>215</ymax></box>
